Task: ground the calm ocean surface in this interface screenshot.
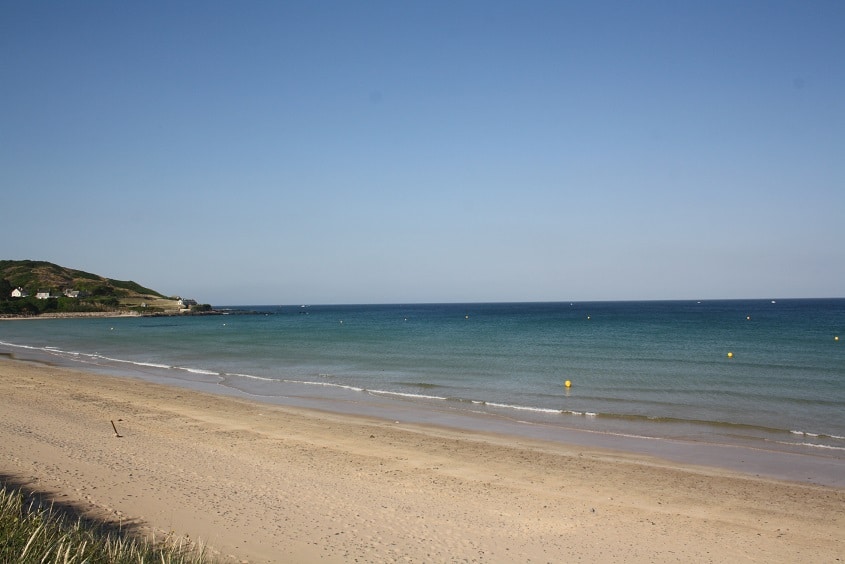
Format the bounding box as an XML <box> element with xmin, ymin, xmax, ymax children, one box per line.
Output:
<box><xmin>2</xmin><ymin>299</ymin><xmax>843</xmax><ymax>483</ymax></box>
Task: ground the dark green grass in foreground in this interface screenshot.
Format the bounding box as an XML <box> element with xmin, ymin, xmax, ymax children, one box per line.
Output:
<box><xmin>0</xmin><ymin>481</ymin><xmax>211</xmax><ymax>563</ymax></box>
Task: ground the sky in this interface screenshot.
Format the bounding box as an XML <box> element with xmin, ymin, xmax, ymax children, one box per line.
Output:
<box><xmin>2</xmin><ymin>1</ymin><xmax>843</xmax><ymax>305</ymax></box>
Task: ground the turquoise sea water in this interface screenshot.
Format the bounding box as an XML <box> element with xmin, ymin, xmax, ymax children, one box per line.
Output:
<box><xmin>2</xmin><ymin>299</ymin><xmax>843</xmax><ymax>484</ymax></box>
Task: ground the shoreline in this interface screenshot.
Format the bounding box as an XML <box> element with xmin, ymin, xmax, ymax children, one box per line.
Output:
<box><xmin>0</xmin><ymin>311</ymin><xmax>144</xmax><ymax>320</ymax></box>
<box><xmin>0</xmin><ymin>310</ymin><xmax>227</xmax><ymax>320</ymax></box>
<box><xmin>5</xmin><ymin>340</ymin><xmax>843</xmax><ymax>489</ymax></box>
<box><xmin>1</xmin><ymin>357</ymin><xmax>843</xmax><ymax>562</ymax></box>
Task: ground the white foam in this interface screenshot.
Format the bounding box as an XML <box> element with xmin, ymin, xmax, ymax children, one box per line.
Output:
<box><xmin>90</xmin><ymin>355</ymin><xmax>171</xmax><ymax>369</ymax></box>
<box><xmin>799</xmin><ymin>443</ymin><xmax>845</xmax><ymax>451</ymax></box>
<box><xmin>604</xmin><ymin>431</ymin><xmax>661</xmax><ymax>440</ymax></box>
<box><xmin>368</xmin><ymin>390</ymin><xmax>448</xmax><ymax>401</ymax></box>
<box><xmin>791</xmin><ymin>430</ymin><xmax>843</xmax><ymax>441</ymax></box>
<box><xmin>776</xmin><ymin>441</ymin><xmax>845</xmax><ymax>452</ymax></box>
<box><xmin>0</xmin><ymin>341</ymin><xmax>176</xmax><ymax>371</ymax></box>
<box><xmin>485</xmin><ymin>402</ymin><xmax>560</xmax><ymax>414</ymax></box>
<box><xmin>286</xmin><ymin>379</ymin><xmax>365</xmax><ymax>393</ymax></box>
<box><xmin>0</xmin><ymin>341</ymin><xmax>42</xmax><ymax>351</ymax></box>
<box><xmin>133</xmin><ymin>361</ymin><xmax>173</xmax><ymax>369</ymax></box>
<box><xmin>179</xmin><ymin>367</ymin><xmax>219</xmax><ymax>376</ymax></box>
<box><xmin>226</xmin><ymin>372</ymin><xmax>276</xmax><ymax>382</ymax></box>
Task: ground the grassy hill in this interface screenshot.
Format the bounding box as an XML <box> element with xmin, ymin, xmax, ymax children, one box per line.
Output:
<box><xmin>0</xmin><ymin>260</ymin><xmax>183</xmax><ymax>315</ymax></box>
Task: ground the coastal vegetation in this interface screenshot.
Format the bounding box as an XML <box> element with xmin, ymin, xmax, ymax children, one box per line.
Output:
<box><xmin>0</xmin><ymin>260</ymin><xmax>209</xmax><ymax>316</ymax></box>
<box><xmin>0</xmin><ymin>481</ymin><xmax>210</xmax><ymax>563</ymax></box>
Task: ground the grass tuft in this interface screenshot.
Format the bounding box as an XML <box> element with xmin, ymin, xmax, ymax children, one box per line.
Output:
<box><xmin>0</xmin><ymin>482</ymin><xmax>213</xmax><ymax>563</ymax></box>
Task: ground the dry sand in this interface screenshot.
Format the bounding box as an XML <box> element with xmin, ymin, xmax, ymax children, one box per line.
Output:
<box><xmin>1</xmin><ymin>357</ymin><xmax>842</xmax><ymax>563</ymax></box>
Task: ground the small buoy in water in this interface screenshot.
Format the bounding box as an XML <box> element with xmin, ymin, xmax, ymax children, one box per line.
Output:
<box><xmin>746</xmin><ymin>316</ymin><xmax>751</xmax><ymax>320</ymax></box>
<box><xmin>465</xmin><ymin>315</ymin><xmax>469</xmax><ymax>319</ymax></box>
<box><xmin>727</xmin><ymin>351</ymin><xmax>734</xmax><ymax>358</ymax></box>
<box><xmin>565</xmin><ymin>380</ymin><xmax>572</xmax><ymax>388</ymax></box>
<box><xmin>836</xmin><ymin>336</ymin><xmax>840</xmax><ymax>342</ymax></box>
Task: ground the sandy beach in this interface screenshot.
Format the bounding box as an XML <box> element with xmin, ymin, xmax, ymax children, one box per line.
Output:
<box><xmin>1</xmin><ymin>357</ymin><xmax>842</xmax><ymax>562</ymax></box>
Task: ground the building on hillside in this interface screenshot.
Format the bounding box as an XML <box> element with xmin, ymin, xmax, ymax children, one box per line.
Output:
<box><xmin>11</xmin><ymin>287</ymin><xmax>29</xmax><ymax>298</ymax></box>
<box><xmin>177</xmin><ymin>298</ymin><xmax>198</xmax><ymax>308</ymax></box>
<box><xmin>36</xmin><ymin>291</ymin><xmax>53</xmax><ymax>299</ymax></box>
<box><xmin>63</xmin><ymin>289</ymin><xmax>86</xmax><ymax>298</ymax></box>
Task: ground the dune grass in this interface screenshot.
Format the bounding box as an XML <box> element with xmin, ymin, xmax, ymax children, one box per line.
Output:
<box><xmin>0</xmin><ymin>481</ymin><xmax>212</xmax><ymax>563</ymax></box>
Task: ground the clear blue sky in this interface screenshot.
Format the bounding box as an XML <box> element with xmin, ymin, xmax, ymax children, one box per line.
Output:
<box><xmin>2</xmin><ymin>1</ymin><xmax>843</xmax><ymax>305</ymax></box>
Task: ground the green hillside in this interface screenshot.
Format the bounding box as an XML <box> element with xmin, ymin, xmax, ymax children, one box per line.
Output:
<box><xmin>0</xmin><ymin>260</ymin><xmax>181</xmax><ymax>315</ymax></box>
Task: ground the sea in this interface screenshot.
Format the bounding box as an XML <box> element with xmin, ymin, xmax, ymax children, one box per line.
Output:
<box><xmin>2</xmin><ymin>299</ymin><xmax>843</xmax><ymax>486</ymax></box>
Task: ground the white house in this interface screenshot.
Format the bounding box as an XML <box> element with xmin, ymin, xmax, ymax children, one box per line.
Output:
<box><xmin>11</xmin><ymin>287</ymin><xmax>28</xmax><ymax>298</ymax></box>
<box><xmin>177</xmin><ymin>298</ymin><xmax>198</xmax><ymax>308</ymax></box>
<box><xmin>35</xmin><ymin>291</ymin><xmax>53</xmax><ymax>300</ymax></box>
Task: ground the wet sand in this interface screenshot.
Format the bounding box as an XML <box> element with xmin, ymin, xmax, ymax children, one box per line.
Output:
<box><xmin>1</xmin><ymin>358</ymin><xmax>842</xmax><ymax>562</ymax></box>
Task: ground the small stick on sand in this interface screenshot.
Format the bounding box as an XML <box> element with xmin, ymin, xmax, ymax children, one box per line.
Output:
<box><xmin>111</xmin><ymin>420</ymin><xmax>123</xmax><ymax>438</ymax></box>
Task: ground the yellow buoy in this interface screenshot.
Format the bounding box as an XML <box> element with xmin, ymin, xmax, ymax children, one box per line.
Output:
<box><xmin>727</xmin><ymin>352</ymin><xmax>734</xmax><ymax>358</ymax></box>
<box><xmin>836</xmin><ymin>336</ymin><xmax>840</xmax><ymax>341</ymax></box>
<box><xmin>564</xmin><ymin>380</ymin><xmax>572</xmax><ymax>388</ymax></box>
